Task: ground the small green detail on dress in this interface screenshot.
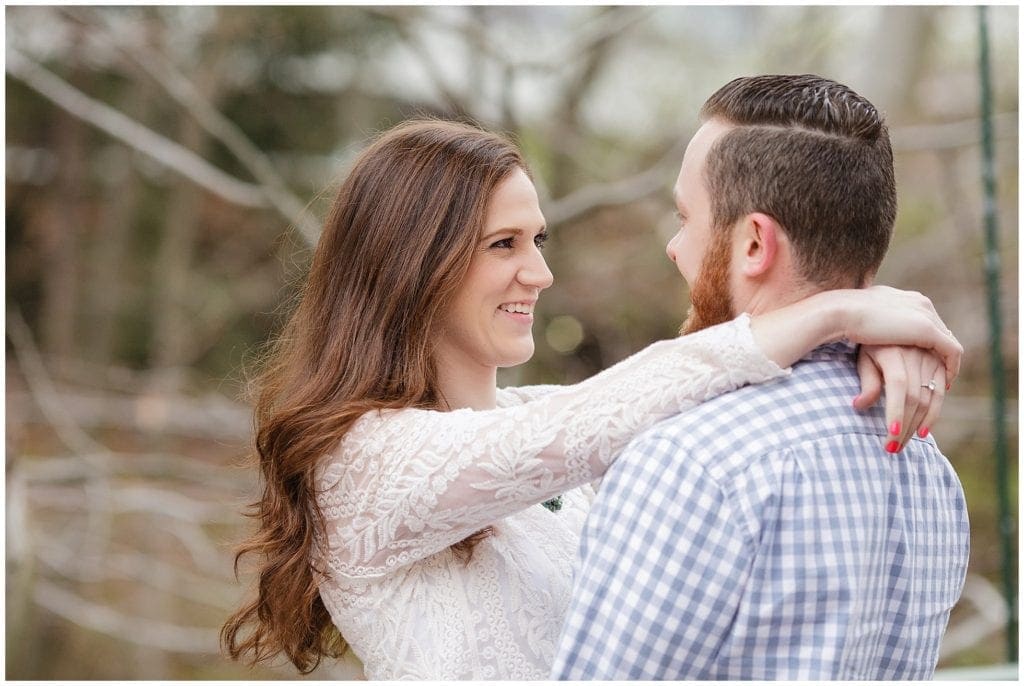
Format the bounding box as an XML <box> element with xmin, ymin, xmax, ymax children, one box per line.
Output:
<box><xmin>542</xmin><ymin>495</ymin><xmax>563</xmax><ymax>512</ymax></box>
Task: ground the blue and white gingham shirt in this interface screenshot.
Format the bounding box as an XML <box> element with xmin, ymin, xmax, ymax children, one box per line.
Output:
<box><xmin>552</xmin><ymin>341</ymin><xmax>969</xmax><ymax>680</ymax></box>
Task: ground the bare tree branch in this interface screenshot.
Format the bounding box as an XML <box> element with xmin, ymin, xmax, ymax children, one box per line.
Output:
<box><xmin>33</xmin><ymin>579</ymin><xmax>220</xmax><ymax>654</ymax></box>
<box><xmin>177</xmin><ymin>260</ymin><xmax>284</xmax><ymax>367</ymax></box>
<box><xmin>20</xmin><ymin>453</ymin><xmax>242</xmax><ymax>488</ymax></box>
<box><xmin>414</xmin><ymin>6</ymin><xmax>656</xmax><ymax>73</ymax></box>
<box><xmin>892</xmin><ymin>112</ymin><xmax>1018</xmax><ymax>152</ymax></box>
<box><xmin>36</xmin><ymin>545</ymin><xmax>238</xmax><ymax>609</ymax></box>
<box><xmin>559</xmin><ymin>7</ymin><xmax>656</xmax><ymax>69</ymax></box>
<box><xmin>7</xmin><ymin>385</ymin><xmax>251</xmax><ymax>441</ymax></box>
<box><xmin>8</xmin><ymin>309</ymin><xmax>122</xmax><ymax>572</ymax></box>
<box><xmin>29</xmin><ymin>484</ymin><xmax>236</xmax><ymax>579</ymax></box>
<box><xmin>544</xmin><ymin>8</ymin><xmax>654</xmax><ymax>199</ymax></box>
<box><xmin>6</xmin><ymin>47</ymin><xmax>269</xmax><ymax>209</ymax></box>
<box><xmin>166</xmin><ymin>519</ymin><xmax>230</xmax><ymax>574</ymax></box>
<box><xmin>29</xmin><ymin>484</ymin><xmax>242</xmax><ymax>527</ymax></box>
<box><xmin>379</xmin><ymin>10</ymin><xmax>474</xmax><ymax>118</ymax></box>
<box><xmin>7</xmin><ymin>462</ymin><xmax>32</xmax><ymax>564</ymax></box>
<box><xmin>7</xmin><ymin>310</ymin><xmax>110</xmax><ymax>458</ymax></box>
<box><xmin>64</xmin><ymin>6</ymin><xmax>322</xmax><ymax>245</ymax></box>
<box><xmin>544</xmin><ymin>137</ymin><xmax>689</xmax><ymax>226</ymax></box>
<box><xmin>119</xmin><ymin>485</ymin><xmax>238</xmax><ymax>523</ymax></box>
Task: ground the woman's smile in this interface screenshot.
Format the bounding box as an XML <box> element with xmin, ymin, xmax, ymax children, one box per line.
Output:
<box><xmin>498</xmin><ymin>300</ymin><xmax>536</xmax><ymax>324</ymax></box>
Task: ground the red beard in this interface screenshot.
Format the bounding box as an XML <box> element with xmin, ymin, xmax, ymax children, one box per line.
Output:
<box><xmin>680</xmin><ymin>228</ymin><xmax>736</xmax><ymax>335</ymax></box>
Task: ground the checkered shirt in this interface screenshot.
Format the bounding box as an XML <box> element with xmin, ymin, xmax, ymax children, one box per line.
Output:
<box><xmin>552</xmin><ymin>341</ymin><xmax>969</xmax><ymax>680</ymax></box>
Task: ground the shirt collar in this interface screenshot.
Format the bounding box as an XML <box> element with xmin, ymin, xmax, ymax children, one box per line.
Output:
<box><xmin>802</xmin><ymin>339</ymin><xmax>858</xmax><ymax>363</ymax></box>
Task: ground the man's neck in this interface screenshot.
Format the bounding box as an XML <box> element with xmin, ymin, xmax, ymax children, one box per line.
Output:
<box><xmin>736</xmin><ymin>278</ymin><xmax>824</xmax><ymax>318</ymax></box>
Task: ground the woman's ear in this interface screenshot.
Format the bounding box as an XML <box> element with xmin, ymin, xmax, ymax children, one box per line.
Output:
<box><xmin>738</xmin><ymin>212</ymin><xmax>782</xmax><ymax>278</ymax></box>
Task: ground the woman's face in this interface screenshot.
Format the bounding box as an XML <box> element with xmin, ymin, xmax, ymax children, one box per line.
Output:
<box><xmin>435</xmin><ymin>167</ymin><xmax>553</xmax><ymax>376</ymax></box>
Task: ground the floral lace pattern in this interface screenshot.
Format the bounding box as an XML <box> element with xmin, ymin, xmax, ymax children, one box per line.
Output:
<box><xmin>313</xmin><ymin>315</ymin><xmax>786</xmax><ymax>679</ymax></box>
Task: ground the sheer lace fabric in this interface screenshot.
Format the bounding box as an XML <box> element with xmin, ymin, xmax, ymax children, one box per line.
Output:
<box><xmin>313</xmin><ymin>315</ymin><xmax>786</xmax><ymax>679</ymax></box>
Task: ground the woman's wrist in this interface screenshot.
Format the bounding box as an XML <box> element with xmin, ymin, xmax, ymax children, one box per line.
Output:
<box><xmin>748</xmin><ymin>291</ymin><xmax>848</xmax><ymax>368</ymax></box>
<box><xmin>803</xmin><ymin>289</ymin><xmax>855</xmax><ymax>344</ymax></box>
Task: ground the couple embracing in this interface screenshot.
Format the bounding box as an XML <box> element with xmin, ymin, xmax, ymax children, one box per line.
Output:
<box><xmin>222</xmin><ymin>74</ymin><xmax>968</xmax><ymax>680</ymax></box>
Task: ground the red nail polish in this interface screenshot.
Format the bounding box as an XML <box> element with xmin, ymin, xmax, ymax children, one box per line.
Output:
<box><xmin>886</xmin><ymin>440</ymin><xmax>900</xmax><ymax>453</ymax></box>
<box><xmin>889</xmin><ymin>421</ymin><xmax>901</xmax><ymax>436</ymax></box>
<box><xmin>918</xmin><ymin>427</ymin><xmax>930</xmax><ymax>438</ymax></box>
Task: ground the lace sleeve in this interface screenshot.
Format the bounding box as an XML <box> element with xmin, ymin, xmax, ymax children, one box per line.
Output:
<box><xmin>495</xmin><ymin>384</ymin><xmax>564</xmax><ymax>406</ymax></box>
<box><xmin>316</xmin><ymin>314</ymin><xmax>786</xmax><ymax>578</ymax></box>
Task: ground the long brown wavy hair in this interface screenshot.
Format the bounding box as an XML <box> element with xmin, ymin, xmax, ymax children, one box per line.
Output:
<box><xmin>221</xmin><ymin>120</ymin><xmax>528</xmax><ymax>673</ymax></box>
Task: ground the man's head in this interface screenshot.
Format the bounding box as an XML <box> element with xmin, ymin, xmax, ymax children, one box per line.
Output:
<box><xmin>668</xmin><ymin>74</ymin><xmax>897</xmax><ymax>334</ymax></box>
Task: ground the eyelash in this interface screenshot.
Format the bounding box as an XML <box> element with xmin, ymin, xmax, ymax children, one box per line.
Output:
<box><xmin>490</xmin><ymin>233</ymin><xmax>549</xmax><ymax>250</ymax></box>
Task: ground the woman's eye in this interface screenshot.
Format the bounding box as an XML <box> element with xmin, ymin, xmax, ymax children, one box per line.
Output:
<box><xmin>490</xmin><ymin>237</ymin><xmax>514</xmax><ymax>249</ymax></box>
<box><xmin>534</xmin><ymin>232</ymin><xmax>549</xmax><ymax>249</ymax></box>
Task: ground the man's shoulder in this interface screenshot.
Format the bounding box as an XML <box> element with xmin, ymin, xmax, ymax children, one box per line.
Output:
<box><xmin>618</xmin><ymin>352</ymin><xmax>884</xmax><ymax>477</ymax></box>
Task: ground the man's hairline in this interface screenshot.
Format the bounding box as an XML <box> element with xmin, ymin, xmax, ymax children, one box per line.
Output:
<box><xmin>696</xmin><ymin>115</ymin><xmax>879</xmax><ymax>291</ymax></box>
<box><xmin>699</xmin><ymin>112</ymin><xmax>879</xmax><ymax>141</ymax></box>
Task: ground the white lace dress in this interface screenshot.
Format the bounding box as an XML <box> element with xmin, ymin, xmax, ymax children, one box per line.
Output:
<box><xmin>313</xmin><ymin>315</ymin><xmax>787</xmax><ymax>680</ymax></box>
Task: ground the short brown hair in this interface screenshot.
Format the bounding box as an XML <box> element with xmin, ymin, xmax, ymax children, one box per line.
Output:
<box><xmin>700</xmin><ymin>74</ymin><xmax>896</xmax><ymax>288</ymax></box>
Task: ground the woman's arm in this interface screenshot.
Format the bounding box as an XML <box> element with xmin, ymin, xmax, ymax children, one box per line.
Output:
<box><xmin>316</xmin><ymin>314</ymin><xmax>783</xmax><ymax>578</ymax></box>
<box><xmin>500</xmin><ymin>289</ymin><xmax>959</xmax><ymax>456</ymax></box>
<box><xmin>500</xmin><ymin>287</ymin><xmax>960</xmax><ymax>450</ymax></box>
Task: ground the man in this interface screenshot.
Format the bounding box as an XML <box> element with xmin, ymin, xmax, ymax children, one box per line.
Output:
<box><xmin>550</xmin><ymin>74</ymin><xmax>969</xmax><ymax>680</ymax></box>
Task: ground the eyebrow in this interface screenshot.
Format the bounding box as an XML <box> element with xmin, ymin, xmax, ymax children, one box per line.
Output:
<box><xmin>673</xmin><ymin>191</ymin><xmax>688</xmax><ymax>216</ymax></box>
<box><xmin>479</xmin><ymin>226</ymin><xmax>547</xmax><ymax>242</ymax></box>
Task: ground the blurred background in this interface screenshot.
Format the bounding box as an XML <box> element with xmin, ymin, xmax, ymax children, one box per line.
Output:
<box><xmin>5</xmin><ymin>5</ymin><xmax>1018</xmax><ymax>680</ymax></box>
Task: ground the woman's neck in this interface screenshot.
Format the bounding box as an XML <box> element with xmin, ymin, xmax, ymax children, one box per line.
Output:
<box><xmin>435</xmin><ymin>359</ymin><xmax>498</xmax><ymax>411</ymax></box>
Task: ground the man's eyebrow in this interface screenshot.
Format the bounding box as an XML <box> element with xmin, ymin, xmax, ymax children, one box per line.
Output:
<box><xmin>672</xmin><ymin>191</ymin><xmax>688</xmax><ymax>216</ymax></box>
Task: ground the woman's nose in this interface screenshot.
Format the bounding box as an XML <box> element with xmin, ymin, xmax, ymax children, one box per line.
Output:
<box><xmin>519</xmin><ymin>249</ymin><xmax>554</xmax><ymax>289</ymax></box>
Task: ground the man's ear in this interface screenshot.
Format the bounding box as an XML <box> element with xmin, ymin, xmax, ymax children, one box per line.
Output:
<box><xmin>738</xmin><ymin>212</ymin><xmax>783</xmax><ymax>278</ymax></box>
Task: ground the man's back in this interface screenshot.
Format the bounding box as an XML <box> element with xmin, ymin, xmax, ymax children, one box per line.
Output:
<box><xmin>552</xmin><ymin>342</ymin><xmax>969</xmax><ymax>680</ymax></box>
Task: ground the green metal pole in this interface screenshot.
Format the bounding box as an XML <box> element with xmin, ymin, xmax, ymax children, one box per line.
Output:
<box><xmin>977</xmin><ymin>5</ymin><xmax>1016</xmax><ymax>663</ymax></box>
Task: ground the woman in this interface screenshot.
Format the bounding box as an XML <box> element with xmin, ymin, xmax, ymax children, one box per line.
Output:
<box><xmin>221</xmin><ymin>120</ymin><xmax>960</xmax><ymax>679</ymax></box>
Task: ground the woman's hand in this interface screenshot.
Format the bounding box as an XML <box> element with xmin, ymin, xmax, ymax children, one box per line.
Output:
<box><xmin>854</xmin><ymin>345</ymin><xmax>947</xmax><ymax>452</ymax></box>
<box><xmin>834</xmin><ymin>286</ymin><xmax>962</xmax><ymax>384</ymax></box>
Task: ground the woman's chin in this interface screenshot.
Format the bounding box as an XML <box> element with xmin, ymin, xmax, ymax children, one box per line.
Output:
<box><xmin>497</xmin><ymin>341</ymin><xmax>535</xmax><ymax>368</ymax></box>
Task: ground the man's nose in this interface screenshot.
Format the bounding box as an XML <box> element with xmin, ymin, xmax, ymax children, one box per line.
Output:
<box><xmin>666</xmin><ymin>232</ymin><xmax>681</xmax><ymax>263</ymax></box>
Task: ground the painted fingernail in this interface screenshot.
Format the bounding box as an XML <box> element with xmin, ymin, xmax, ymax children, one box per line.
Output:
<box><xmin>918</xmin><ymin>426</ymin><xmax>930</xmax><ymax>438</ymax></box>
<box><xmin>885</xmin><ymin>440</ymin><xmax>900</xmax><ymax>453</ymax></box>
<box><xmin>946</xmin><ymin>383</ymin><xmax>951</xmax><ymax>391</ymax></box>
<box><xmin>889</xmin><ymin>421</ymin><xmax>901</xmax><ymax>436</ymax></box>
